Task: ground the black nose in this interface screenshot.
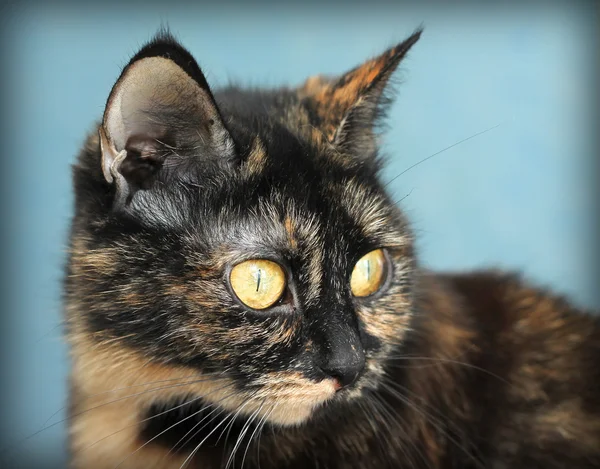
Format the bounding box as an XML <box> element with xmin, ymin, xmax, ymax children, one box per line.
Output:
<box><xmin>319</xmin><ymin>354</ymin><xmax>365</xmax><ymax>389</ymax></box>
<box><xmin>315</xmin><ymin>327</ymin><xmax>366</xmax><ymax>390</ymax></box>
<box><xmin>310</xmin><ymin>308</ymin><xmax>366</xmax><ymax>390</ymax></box>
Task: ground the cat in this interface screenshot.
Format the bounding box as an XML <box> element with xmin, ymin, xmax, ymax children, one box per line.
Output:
<box><xmin>65</xmin><ymin>28</ymin><xmax>600</xmax><ymax>469</ymax></box>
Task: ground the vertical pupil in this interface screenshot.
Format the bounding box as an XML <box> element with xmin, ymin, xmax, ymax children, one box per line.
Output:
<box><xmin>366</xmin><ymin>259</ymin><xmax>371</xmax><ymax>281</ymax></box>
<box><xmin>256</xmin><ymin>268</ymin><xmax>262</xmax><ymax>292</ymax></box>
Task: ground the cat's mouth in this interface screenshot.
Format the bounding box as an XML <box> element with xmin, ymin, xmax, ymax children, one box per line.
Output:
<box><xmin>219</xmin><ymin>374</ymin><xmax>339</xmax><ymax>427</ymax></box>
<box><xmin>250</xmin><ymin>376</ymin><xmax>339</xmax><ymax>426</ymax></box>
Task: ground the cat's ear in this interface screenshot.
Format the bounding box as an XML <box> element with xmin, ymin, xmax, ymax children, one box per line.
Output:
<box><xmin>300</xmin><ymin>29</ymin><xmax>422</xmax><ymax>158</ymax></box>
<box><xmin>100</xmin><ymin>32</ymin><xmax>234</xmax><ymax>207</ymax></box>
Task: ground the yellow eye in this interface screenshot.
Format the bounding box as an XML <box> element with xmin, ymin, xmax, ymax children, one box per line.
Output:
<box><xmin>350</xmin><ymin>249</ymin><xmax>387</xmax><ymax>297</ymax></box>
<box><xmin>229</xmin><ymin>259</ymin><xmax>286</xmax><ymax>310</ymax></box>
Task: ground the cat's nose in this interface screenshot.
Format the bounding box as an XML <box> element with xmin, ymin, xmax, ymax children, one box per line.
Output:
<box><xmin>314</xmin><ymin>328</ymin><xmax>366</xmax><ymax>390</ymax></box>
<box><xmin>319</xmin><ymin>352</ymin><xmax>365</xmax><ymax>389</ymax></box>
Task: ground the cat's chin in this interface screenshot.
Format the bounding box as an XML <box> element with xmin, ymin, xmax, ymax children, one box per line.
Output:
<box><xmin>265</xmin><ymin>402</ymin><xmax>324</xmax><ymax>427</ymax></box>
<box><xmin>212</xmin><ymin>371</ymin><xmax>339</xmax><ymax>427</ymax></box>
<box><xmin>239</xmin><ymin>377</ymin><xmax>339</xmax><ymax>427</ymax></box>
<box><xmin>263</xmin><ymin>380</ymin><xmax>368</xmax><ymax>427</ymax></box>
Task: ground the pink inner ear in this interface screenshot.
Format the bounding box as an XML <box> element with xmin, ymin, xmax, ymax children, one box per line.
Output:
<box><xmin>103</xmin><ymin>57</ymin><xmax>191</xmax><ymax>153</ymax></box>
<box><xmin>101</xmin><ymin>56</ymin><xmax>234</xmax><ymax>163</ymax></box>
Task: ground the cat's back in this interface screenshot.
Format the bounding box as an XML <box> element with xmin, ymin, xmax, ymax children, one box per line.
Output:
<box><xmin>438</xmin><ymin>271</ymin><xmax>600</xmax><ymax>468</ymax></box>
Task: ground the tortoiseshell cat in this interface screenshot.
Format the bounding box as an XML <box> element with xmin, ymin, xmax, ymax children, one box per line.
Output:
<box><xmin>65</xmin><ymin>29</ymin><xmax>600</xmax><ymax>469</ymax></box>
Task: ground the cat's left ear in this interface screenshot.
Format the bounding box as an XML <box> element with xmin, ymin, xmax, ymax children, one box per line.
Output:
<box><xmin>300</xmin><ymin>29</ymin><xmax>422</xmax><ymax>158</ymax></box>
<box><xmin>100</xmin><ymin>32</ymin><xmax>235</xmax><ymax>208</ymax></box>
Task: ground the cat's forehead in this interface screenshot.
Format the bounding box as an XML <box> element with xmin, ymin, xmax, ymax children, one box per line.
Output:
<box><xmin>215</xmin><ymin>131</ymin><xmax>404</xmax><ymax>244</ymax></box>
<box><xmin>127</xmin><ymin>140</ymin><xmax>407</xmax><ymax>255</ymax></box>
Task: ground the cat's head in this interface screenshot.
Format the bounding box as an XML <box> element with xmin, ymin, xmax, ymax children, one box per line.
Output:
<box><xmin>68</xmin><ymin>30</ymin><xmax>421</xmax><ymax>427</ymax></box>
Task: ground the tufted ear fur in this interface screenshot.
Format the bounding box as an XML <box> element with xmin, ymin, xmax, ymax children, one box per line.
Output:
<box><xmin>100</xmin><ymin>31</ymin><xmax>235</xmax><ymax>209</ymax></box>
<box><xmin>299</xmin><ymin>29</ymin><xmax>422</xmax><ymax>158</ymax></box>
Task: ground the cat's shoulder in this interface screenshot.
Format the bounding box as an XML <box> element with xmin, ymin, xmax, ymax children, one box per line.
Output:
<box><xmin>419</xmin><ymin>270</ymin><xmax>600</xmax><ymax>467</ymax></box>
<box><xmin>419</xmin><ymin>268</ymin><xmax>600</xmax><ymax>405</ymax></box>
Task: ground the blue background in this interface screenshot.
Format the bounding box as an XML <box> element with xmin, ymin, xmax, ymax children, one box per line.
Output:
<box><xmin>1</xmin><ymin>2</ymin><xmax>598</xmax><ymax>467</ymax></box>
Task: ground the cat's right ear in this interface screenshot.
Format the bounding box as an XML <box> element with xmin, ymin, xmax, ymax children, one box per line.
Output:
<box><xmin>100</xmin><ymin>32</ymin><xmax>235</xmax><ymax>208</ymax></box>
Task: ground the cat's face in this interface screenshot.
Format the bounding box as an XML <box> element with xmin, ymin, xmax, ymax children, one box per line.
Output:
<box><xmin>68</xmin><ymin>31</ymin><xmax>420</xmax><ymax>426</ymax></box>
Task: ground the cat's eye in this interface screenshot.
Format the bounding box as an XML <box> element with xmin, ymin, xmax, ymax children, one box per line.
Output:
<box><xmin>229</xmin><ymin>259</ymin><xmax>286</xmax><ymax>310</ymax></box>
<box><xmin>350</xmin><ymin>249</ymin><xmax>388</xmax><ymax>297</ymax></box>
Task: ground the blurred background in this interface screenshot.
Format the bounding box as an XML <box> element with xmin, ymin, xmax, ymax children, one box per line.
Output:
<box><xmin>0</xmin><ymin>1</ymin><xmax>598</xmax><ymax>467</ymax></box>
